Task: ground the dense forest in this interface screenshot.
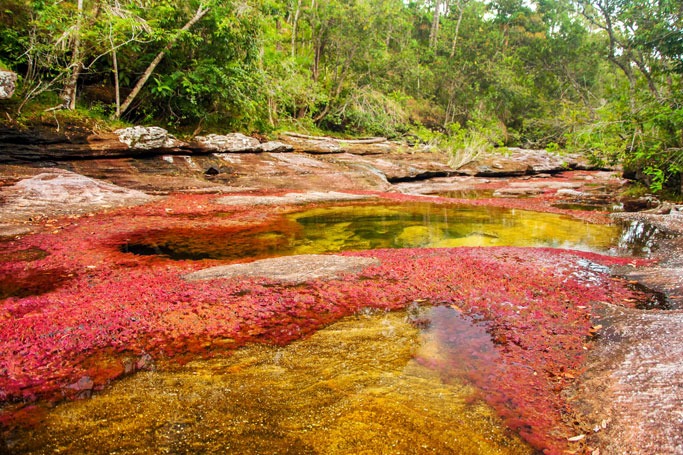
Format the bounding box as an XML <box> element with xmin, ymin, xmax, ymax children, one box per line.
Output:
<box><xmin>0</xmin><ymin>0</ymin><xmax>681</xmax><ymax>191</ymax></box>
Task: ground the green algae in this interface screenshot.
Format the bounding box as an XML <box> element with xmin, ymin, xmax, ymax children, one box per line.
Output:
<box><xmin>5</xmin><ymin>309</ymin><xmax>533</xmax><ymax>455</ymax></box>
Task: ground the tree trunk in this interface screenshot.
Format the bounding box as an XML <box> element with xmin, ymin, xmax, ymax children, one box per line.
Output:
<box><xmin>429</xmin><ymin>0</ymin><xmax>441</xmax><ymax>49</ymax></box>
<box><xmin>117</xmin><ymin>4</ymin><xmax>210</xmax><ymax>117</ymax></box>
<box><xmin>313</xmin><ymin>47</ymin><xmax>356</xmax><ymax>124</ymax></box>
<box><xmin>109</xmin><ymin>27</ymin><xmax>121</xmax><ymax>118</ymax></box>
<box><xmin>450</xmin><ymin>2</ymin><xmax>466</xmax><ymax>58</ymax></box>
<box><xmin>61</xmin><ymin>0</ymin><xmax>84</xmax><ymax>109</ymax></box>
<box><xmin>291</xmin><ymin>0</ymin><xmax>302</xmax><ymax>57</ymax></box>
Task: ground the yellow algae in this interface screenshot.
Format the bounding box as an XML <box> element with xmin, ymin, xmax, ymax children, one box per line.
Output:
<box><xmin>7</xmin><ymin>310</ymin><xmax>533</xmax><ymax>454</ymax></box>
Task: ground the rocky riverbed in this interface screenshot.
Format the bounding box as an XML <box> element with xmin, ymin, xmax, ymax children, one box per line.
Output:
<box><xmin>1</xmin><ymin>128</ymin><xmax>682</xmax><ymax>454</ymax></box>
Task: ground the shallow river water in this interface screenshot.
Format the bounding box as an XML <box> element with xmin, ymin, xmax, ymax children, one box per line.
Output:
<box><xmin>7</xmin><ymin>307</ymin><xmax>533</xmax><ymax>454</ymax></box>
<box><xmin>122</xmin><ymin>202</ymin><xmax>639</xmax><ymax>261</ymax></box>
<box><xmin>3</xmin><ymin>201</ymin><xmax>661</xmax><ymax>454</ymax></box>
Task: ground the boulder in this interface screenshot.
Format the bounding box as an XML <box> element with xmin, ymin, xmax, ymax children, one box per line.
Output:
<box><xmin>0</xmin><ymin>70</ymin><xmax>17</xmax><ymax>99</ymax></box>
<box><xmin>114</xmin><ymin>126</ymin><xmax>182</xmax><ymax>150</ymax></box>
<box><xmin>192</xmin><ymin>133</ymin><xmax>260</xmax><ymax>152</ymax></box>
<box><xmin>256</xmin><ymin>141</ymin><xmax>294</xmax><ymax>153</ymax></box>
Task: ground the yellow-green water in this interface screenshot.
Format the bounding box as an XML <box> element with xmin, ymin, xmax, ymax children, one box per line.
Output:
<box><xmin>6</xmin><ymin>309</ymin><xmax>533</xmax><ymax>454</ymax></box>
<box><xmin>123</xmin><ymin>202</ymin><xmax>625</xmax><ymax>261</ymax></box>
<box><xmin>287</xmin><ymin>203</ymin><xmax>620</xmax><ymax>253</ymax></box>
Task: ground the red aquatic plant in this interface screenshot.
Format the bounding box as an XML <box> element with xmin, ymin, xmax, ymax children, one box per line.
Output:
<box><xmin>0</xmin><ymin>192</ymin><xmax>653</xmax><ymax>454</ymax></box>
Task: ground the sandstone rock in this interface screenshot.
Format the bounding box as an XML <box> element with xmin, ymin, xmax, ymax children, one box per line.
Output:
<box><xmin>192</xmin><ymin>133</ymin><xmax>260</xmax><ymax>152</ymax></box>
<box><xmin>0</xmin><ymin>169</ymin><xmax>154</xmax><ymax>222</ymax></box>
<box><xmin>621</xmin><ymin>196</ymin><xmax>660</xmax><ymax>212</ymax></box>
<box><xmin>114</xmin><ymin>126</ymin><xmax>182</xmax><ymax>150</ymax></box>
<box><xmin>0</xmin><ymin>70</ymin><xmax>17</xmax><ymax>99</ymax></box>
<box><xmin>279</xmin><ymin>135</ymin><xmax>344</xmax><ymax>154</ymax></box>
<box><xmin>184</xmin><ymin>254</ymin><xmax>381</xmax><ymax>284</ymax></box>
<box><xmin>0</xmin><ymin>125</ymin><xmax>187</xmax><ymax>162</ymax></box>
<box><xmin>136</xmin><ymin>352</ymin><xmax>154</xmax><ymax>371</ymax></box>
<box><xmin>279</xmin><ymin>134</ymin><xmax>412</xmax><ymax>155</ymax></box>
<box><xmin>331</xmin><ymin>151</ymin><xmax>453</xmax><ymax>183</ymax></box>
<box><xmin>556</xmin><ymin>189</ymin><xmax>585</xmax><ymax>198</ymax></box>
<box><xmin>572</xmin><ymin>304</ymin><xmax>683</xmax><ymax>454</ymax></box>
<box><xmin>458</xmin><ymin>148</ymin><xmax>596</xmax><ymax>177</ymax></box>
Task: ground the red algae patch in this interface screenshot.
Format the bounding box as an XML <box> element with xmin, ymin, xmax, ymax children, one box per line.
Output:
<box><xmin>0</xmin><ymin>193</ymin><xmax>655</xmax><ymax>454</ymax></box>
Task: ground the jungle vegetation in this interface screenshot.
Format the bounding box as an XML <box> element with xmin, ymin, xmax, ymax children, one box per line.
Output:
<box><xmin>0</xmin><ymin>0</ymin><xmax>681</xmax><ymax>191</ymax></box>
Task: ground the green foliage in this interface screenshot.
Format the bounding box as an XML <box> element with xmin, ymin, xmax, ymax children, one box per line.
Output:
<box><xmin>0</xmin><ymin>0</ymin><xmax>680</xmax><ymax>193</ymax></box>
<box><xmin>444</xmin><ymin>123</ymin><xmax>494</xmax><ymax>169</ymax></box>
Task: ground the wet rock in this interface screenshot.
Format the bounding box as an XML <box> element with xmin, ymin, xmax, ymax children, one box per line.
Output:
<box><xmin>571</xmin><ymin>303</ymin><xmax>683</xmax><ymax>454</ymax></box>
<box><xmin>122</xmin><ymin>358</ymin><xmax>136</xmax><ymax>375</ymax></box>
<box><xmin>0</xmin><ymin>223</ymin><xmax>32</xmax><ymax>237</ymax></box>
<box><xmin>492</xmin><ymin>187</ymin><xmax>543</xmax><ymax>197</ymax></box>
<box><xmin>0</xmin><ymin>70</ymin><xmax>18</xmax><ymax>98</ymax></box>
<box><xmin>184</xmin><ymin>254</ymin><xmax>381</xmax><ymax>284</ymax></box>
<box><xmin>192</xmin><ymin>133</ymin><xmax>260</xmax><ymax>152</ymax></box>
<box><xmin>114</xmin><ymin>126</ymin><xmax>182</xmax><ymax>151</ymax></box>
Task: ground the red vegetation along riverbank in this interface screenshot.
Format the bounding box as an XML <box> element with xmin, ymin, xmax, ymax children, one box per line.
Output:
<box><xmin>0</xmin><ymin>193</ymin><xmax>652</xmax><ymax>454</ymax></box>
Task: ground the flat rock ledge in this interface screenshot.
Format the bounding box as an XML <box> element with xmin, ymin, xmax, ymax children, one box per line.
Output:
<box><xmin>184</xmin><ymin>254</ymin><xmax>381</xmax><ymax>284</ymax></box>
<box><xmin>0</xmin><ymin>168</ymin><xmax>154</xmax><ymax>223</ymax></box>
<box><xmin>217</xmin><ymin>191</ymin><xmax>375</xmax><ymax>206</ymax></box>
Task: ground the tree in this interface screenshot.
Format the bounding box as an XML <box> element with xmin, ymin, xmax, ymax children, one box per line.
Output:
<box><xmin>117</xmin><ymin>3</ymin><xmax>210</xmax><ymax>117</ymax></box>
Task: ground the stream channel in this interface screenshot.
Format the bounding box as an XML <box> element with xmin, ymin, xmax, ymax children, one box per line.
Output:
<box><xmin>3</xmin><ymin>201</ymin><xmax>664</xmax><ymax>454</ymax></box>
